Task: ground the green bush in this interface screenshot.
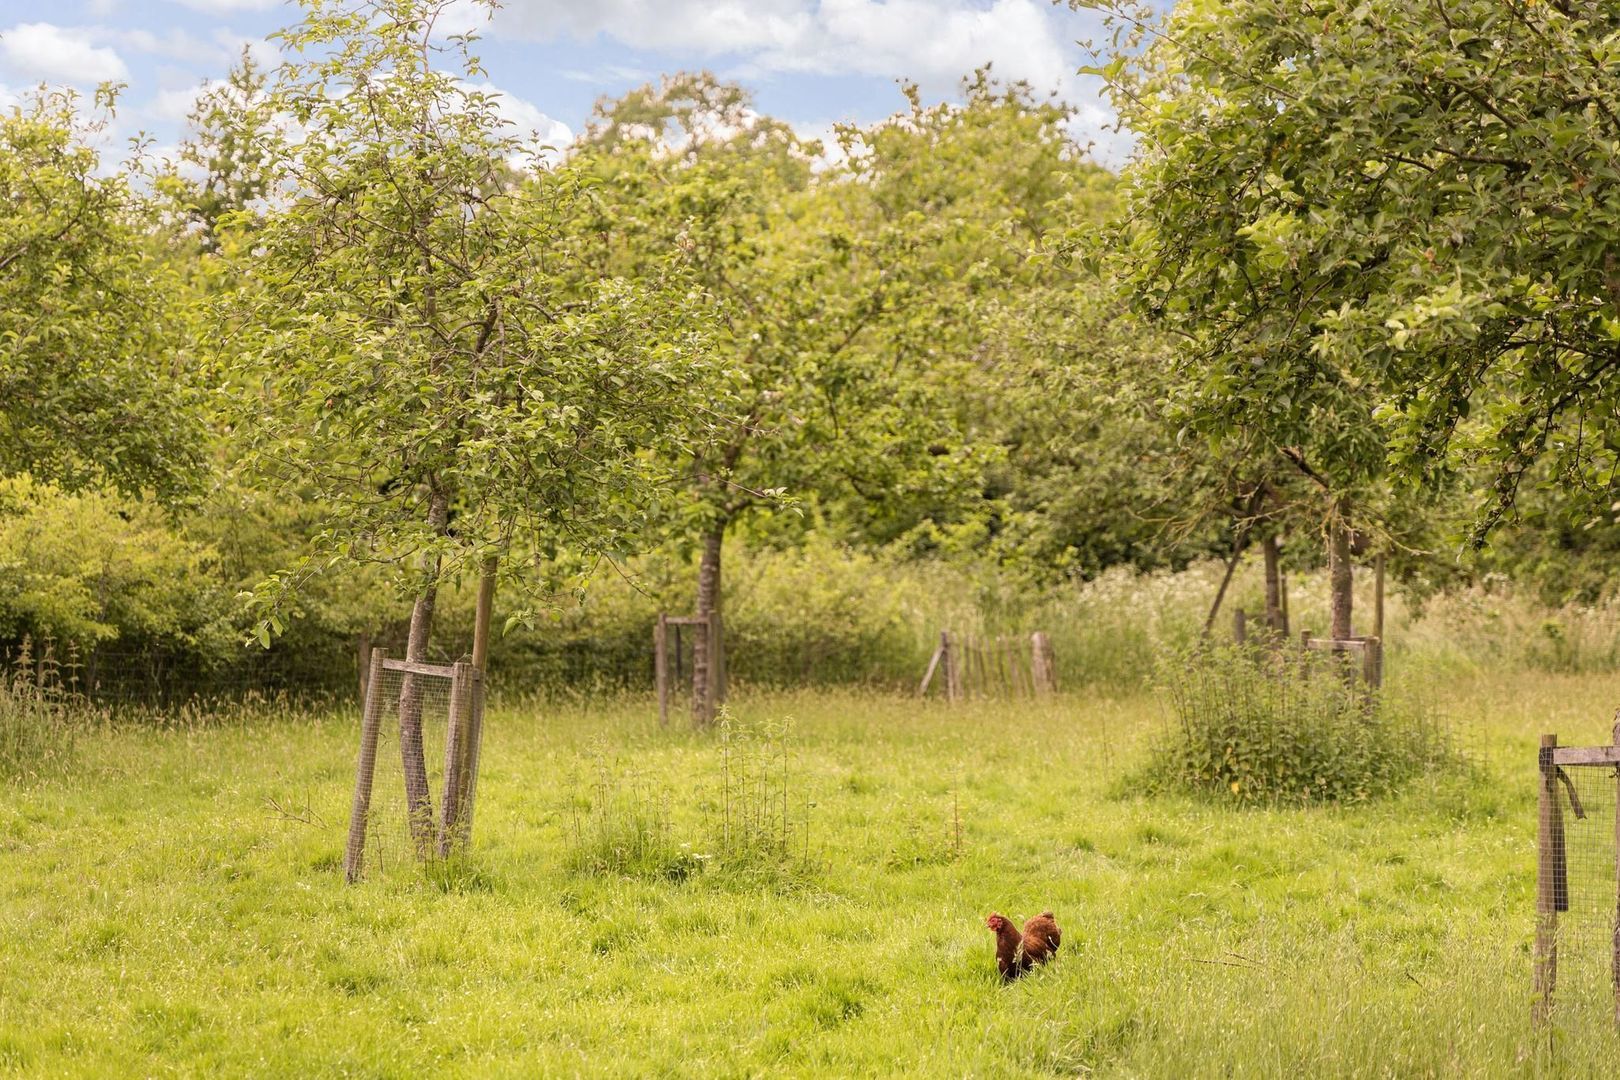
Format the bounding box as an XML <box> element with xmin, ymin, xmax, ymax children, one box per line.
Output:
<box><xmin>1144</xmin><ymin>647</ymin><xmax>1447</xmax><ymax>805</ymax></box>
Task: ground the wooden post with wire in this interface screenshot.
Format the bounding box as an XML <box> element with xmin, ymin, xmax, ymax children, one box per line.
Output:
<box><xmin>1374</xmin><ymin>552</ymin><xmax>1386</xmax><ymax>643</ymax></box>
<box><xmin>654</xmin><ymin>613</ymin><xmax>720</xmax><ymax>724</ymax></box>
<box><xmin>654</xmin><ymin>613</ymin><xmax>670</xmax><ymax>727</ymax></box>
<box><xmin>1030</xmin><ymin>632</ymin><xmax>1055</xmax><ymax>695</ymax></box>
<box><xmin>1613</xmin><ymin>715</ymin><xmax>1620</xmax><ymax>1027</ymax></box>
<box><xmin>344</xmin><ymin>647</ymin><xmax>389</xmax><ymax>885</ymax></box>
<box><xmin>1535</xmin><ymin>732</ymin><xmax>1561</xmax><ymax>1026</ymax></box>
<box><xmin>437</xmin><ymin>660</ymin><xmax>478</xmax><ymax>856</ymax></box>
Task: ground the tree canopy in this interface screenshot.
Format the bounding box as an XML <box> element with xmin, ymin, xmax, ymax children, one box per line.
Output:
<box><xmin>219</xmin><ymin>0</ymin><xmax>723</xmax><ymax>641</ymax></box>
<box><xmin>0</xmin><ymin>88</ymin><xmax>200</xmax><ymax>502</ymax></box>
<box><xmin>1088</xmin><ymin>0</ymin><xmax>1620</xmax><ymax>544</ymax></box>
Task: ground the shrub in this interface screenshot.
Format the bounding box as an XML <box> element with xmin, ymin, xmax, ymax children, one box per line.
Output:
<box><xmin>1143</xmin><ymin>647</ymin><xmax>1447</xmax><ymax>805</ymax></box>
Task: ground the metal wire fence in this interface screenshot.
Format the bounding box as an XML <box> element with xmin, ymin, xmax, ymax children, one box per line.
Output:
<box><xmin>1536</xmin><ymin>732</ymin><xmax>1620</xmax><ymax>1029</ymax></box>
<box><xmin>343</xmin><ymin>654</ymin><xmax>486</xmax><ymax>884</ymax></box>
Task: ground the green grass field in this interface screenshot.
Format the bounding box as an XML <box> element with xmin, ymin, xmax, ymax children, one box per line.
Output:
<box><xmin>4</xmin><ymin>673</ymin><xmax>1620</xmax><ymax>1077</ymax></box>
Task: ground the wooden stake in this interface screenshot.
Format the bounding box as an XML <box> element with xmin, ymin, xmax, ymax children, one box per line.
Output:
<box><xmin>1535</xmin><ymin>733</ymin><xmax>1561</xmax><ymax>1026</ymax></box>
<box><xmin>705</xmin><ymin>609</ymin><xmax>722</xmax><ymax>724</ymax></box>
<box><xmin>1004</xmin><ymin>637</ymin><xmax>1026</xmax><ymax>696</ymax></box>
<box><xmin>453</xmin><ymin>667</ymin><xmax>486</xmax><ymax>847</ymax></box>
<box><xmin>1612</xmin><ymin>715</ymin><xmax>1620</xmax><ymax>1027</ymax></box>
<box><xmin>1234</xmin><ymin>608</ymin><xmax>1247</xmax><ymax>645</ymax></box>
<box><xmin>356</xmin><ymin>632</ymin><xmax>371</xmax><ymax>711</ymax></box>
<box><xmin>655</xmin><ymin>613</ymin><xmax>670</xmax><ymax>726</ymax></box>
<box><xmin>471</xmin><ymin>555</ymin><xmax>498</xmax><ymax>673</ymax></box>
<box><xmin>1030</xmin><ymin>631</ymin><xmax>1055</xmax><ymax>695</ymax></box>
<box><xmin>1280</xmin><ymin>567</ymin><xmax>1291</xmax><ymax>637</ymax></box>
<box><xmin>943</xmin><ymin>631</ymin><xmax>961</xmax><ymax>703</ymax></box>
<box><xmin>344</xmin><ymin>648</ymin><xmax>389</xmax><ymax>884</ymax></box>
<box><xmin>1363</xmin><ymin>636</ymin><xmax>1383</xmax><ymax>689</ymax></box>
<box><xmin>437</xmin><ymin>660</ymin><xmax>472</xmax><ymax>856</ymax></box>
<box><xmin>1374</xmin><ymin>552</ymin><xmax>1386</xmax><ymax>645</ymax></box>
<box><xmin>918</xmin><ymin>635</ymin><xmax>945</xmax><ymax>696</ymax></box>
<box><xmin>714</xmin><ymin>609</ymin><xmax>727</xmax><ymax>707</ymax></box>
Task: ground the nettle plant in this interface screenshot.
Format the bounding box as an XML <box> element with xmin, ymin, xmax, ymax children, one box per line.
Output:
<box><xmin>1148</xmin><ymin>647</ymin><xmax>1447</xmax><ymax>805</ymax></box>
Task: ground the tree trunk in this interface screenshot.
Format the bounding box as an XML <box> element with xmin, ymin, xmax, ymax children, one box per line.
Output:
<box><xmin>691</xmin><ymin>525</ymin><xmax>725</xmax><ymax>726</ymax></box>
<box><xmin>1328</xmin><ymin>499</ymin><xmax>1354</xmax><ymax>641</ymax></box>
<box><xmin>1262</xmin><ymin>534</ymin><xmax>1284</xmax><ymax>635</ymax></box>
<box><xmin>398</xmin><ymin>484</ymin><xmax>449</xmax><ymax>856</ymax></box>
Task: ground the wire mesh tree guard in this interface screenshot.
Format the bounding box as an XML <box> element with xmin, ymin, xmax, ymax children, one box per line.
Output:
<box><xmin>1534</xmin><ymin>721</ymin><xmax>1620</xmax><ymax>1028</ymax></box>
<box><xmin>343</xmin><ymin>649</ymin><xmax>486</xmax><ymax>884</ymax></box>
<box><xmin>653</xmin><ymin>611</ymin><xmax>725</xmax><ymax>726</ymax></box>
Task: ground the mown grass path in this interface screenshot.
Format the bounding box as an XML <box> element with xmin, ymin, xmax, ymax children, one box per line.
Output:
<box><xmin>3</xmin><ymin>675</ymin><xmax>1619</xmax><ymax>1076</ymax></box>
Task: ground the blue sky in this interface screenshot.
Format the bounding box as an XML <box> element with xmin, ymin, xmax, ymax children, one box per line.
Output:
<box><xmin>0</xmin><ymin>1</ymin><xmax>1124</xmax><ymax>163</ymax></box>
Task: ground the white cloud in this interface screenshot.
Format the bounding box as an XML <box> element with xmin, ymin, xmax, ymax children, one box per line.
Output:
<box><xmin>461</xmin><ymin>79</ymin><xmax>573</xmax><ymax>166</ymax></box>
<box><xmin>146</xmin><ymin>79</ymin><xmax>221</xmax><ymax>123</ymax></box>
<box><xmin>488</xmin><ymin>0</ymin><xmax>1090</xmax><ymax>93</ymax></box>
<box><xmin>481</xmin><ymin>0</ymin><xmax>1124</xmax><ymax>156</ymax></box>
<box><xmin>0</xmin><ymin>22</ymin><xmax>130</xmax><ymax>84</ymax></box>
<box><xmin>168</xmin><ymin>0</ymin><xmax>281</xmax><ymax>11</ymax></box>
<box><xmin>493</xmin><ymin>1</ymin><xmax>809</xmax><ymax>58</ymax></box>
<box><xmin>98</xmin><ymin>25</ymin><xmax>279</xmax><ymax>77</ymax></box>
<box><xmin>104</xmin><ymin>26</ymin><xmax>222</xmax><ymax>65</ymax></box>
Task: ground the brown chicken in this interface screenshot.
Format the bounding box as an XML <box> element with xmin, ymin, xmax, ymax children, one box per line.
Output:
<box><xmin>986</xmin><ymin>911</ymin><xmax>1061</xmax><ymax>981</ymax></box>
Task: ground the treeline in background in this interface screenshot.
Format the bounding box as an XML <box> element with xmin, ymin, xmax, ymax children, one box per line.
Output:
<box><xmin>6</xmin><ymin>0</ymin><xmax>1620</xmax><ymax>711</ymax></box>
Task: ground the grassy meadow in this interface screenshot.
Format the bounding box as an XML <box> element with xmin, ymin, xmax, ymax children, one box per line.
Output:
<box><xmin>4</xmin><ymin>669</ymin><xmax>1620</xmax><ymax>1077</ymax></box>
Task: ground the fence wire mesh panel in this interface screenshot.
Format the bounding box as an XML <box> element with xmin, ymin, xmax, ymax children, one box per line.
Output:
<box><xmin>918</xmin><ymin>630</ymin><xmax>1056</xmax><ymax>701</ymax></box>
<box><xmin>1536</xmin><ymin>736</ymin><xmax>1620</xmax><ymax>1029</ymax></box>
<box><xmin>346</xmin><ymin>660</ymin><xmax>456</xmax><ymax>884</ymax></box>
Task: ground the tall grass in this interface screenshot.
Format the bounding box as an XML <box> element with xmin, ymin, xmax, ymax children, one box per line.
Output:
<box><xmin>463</xmin><ymin>542</ymin><xmax>1620</xmax><ymax>698</ymax></box>
<box><xmin>562</xmin><ymin>708</ymin><xmax>814</xmax><ymax>886</ymax></box>
<box><xmin>0</xmin><ymin>637</ymin><xmax>90</xmax><ymax>781</ymax></box>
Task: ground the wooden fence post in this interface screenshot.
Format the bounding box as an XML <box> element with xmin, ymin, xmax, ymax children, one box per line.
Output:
<box><xmin>344</xmin><ymin>648</ymin><xmax>389</xmax><ymax>884</ymax></box>
<box><xmin>437</xmin><ymin>660</ymin><xmax>476</xmax><ymax>857</ymax></box>
<box><xmin>706</xmin><ymin>609</ymin><xmax>722</xmax><ymax>724</ymax></box>
<box><xmin>673</xmin><ymin>623</ymin><xmax>684</xmax><ymax>687</ymax></box>
<box><xmin>1363</xmin><ymin>636</ymin><xmax>1383</xmax><ymax>689</ymax></box>
<box><xmin>1031</xmin><ymin>632</ymin><xmax>1055</xmax><ymax>695</ymax></box>
<box><xmin>356</xmin><ymin>632</ymin><xmax>371</xmax><ymax>711</ymax></box>
<box><xmin>654</xmin><ymin>614</ymin><xmax>669</xmax><ymax>727</ymax></box>
<box><xmin>918</xmin><ymin>633</ymin><xmax>946</xmax><ymax>697</ymax></box>
<box><xmin>1374</xmin><ymin>552</ymin><xmax>1386</xmax><ymax>644</ymax></box>
<box><xmin>1234</xmin><ymin>609</ymin><xmax>1247</xmax><ymax>645</ymax></box>
<box><xmin>452</xmin><ymin>666</ymin><xmax>486</xmax><ymax>849</ymax></box>
<box><xmin>714</xmin><ymin>609</ymin><xmax>727</xmax><ymax>707</ymax></box>
<box><xmin>943</xmin><ymin>631</ymin><xmax>961</xmax><ymax>703</ymax></box>
<box><xmin>1280</xmin><ymin>567</ymin><xmax>1291</xmax><ymax>637</ymax></box>
<box><xmin>1535</xmin><ymin>732</ymin><xmax>1562</xmax><ymax>1026</ymax></box>
<box><xmin>1613</xmin><ymin>717</ymin><xmax>1620</xmax><ymax>1027</ymax></box>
